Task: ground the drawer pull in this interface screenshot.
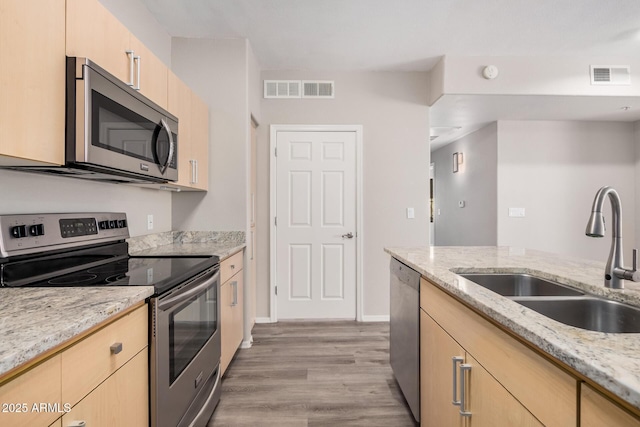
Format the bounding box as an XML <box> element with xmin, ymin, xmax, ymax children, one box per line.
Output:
<box><xmin>67</xmin><ymin>421</ymin><xmax>86</xmax><ymax>427</ymax></box>
<box><xmin>230</xmin><ymin>264</ymin><xmax>235</xmax><ymax>270</ymax></box>
<box><xmin>452</xmin><ymin>356</ymin><xmax>464</xmax><ymax>406</ymax></box>
<box><xmin>459</xmin><ymin>364</ymin><xmax>472</xmax><ymax>417</ymax></box>
<box><xmin>110</xmin><ymin>342</ymin><xmax>123</xmax><ymax>355</ymax></box>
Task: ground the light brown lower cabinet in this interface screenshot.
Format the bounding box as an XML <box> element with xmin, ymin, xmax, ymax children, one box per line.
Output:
<box><xmin>0</xmin><ymin>304</ymin><xmax>148</xmax><ymax>427</ymax></box>
<box><xmin>581</xmin><ymin>383</ymin><xmax>640</xmax><ymax>427</ymax></box>
<box><xmin>420</xmin><ymin>310</ymin><xmax>541</xmax><ymax>427</ymax></box>
<box><xmin>420</xmin><ymin>278</ymin><xmax>578</xmax><ymax>427</ymax></box>
<box><xmin>221</xmin><ymin>268</ymin><xmax>244</xmax><ymax>375</ymax></box>
<box><xmin>61</xmin><ymin>349</ymin><xmax>148</xmax><ymax>427</ymax></box>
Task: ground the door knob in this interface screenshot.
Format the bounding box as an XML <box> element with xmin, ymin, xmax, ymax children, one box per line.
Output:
<box><xmin>341</xmin><ymin>232</ymin><xmax>354</xmax><ymax>239</ymax></box>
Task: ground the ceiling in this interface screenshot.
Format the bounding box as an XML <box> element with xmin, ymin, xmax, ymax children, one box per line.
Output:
<box><xmin>140</xmin><ymin>0</ymin><xmax>640</xmax><ymax>150</ymax></box>
<box><xmin>141</xmin><ymin>0</ymin><xmax>640</xmax><ymax>72</ymax></box>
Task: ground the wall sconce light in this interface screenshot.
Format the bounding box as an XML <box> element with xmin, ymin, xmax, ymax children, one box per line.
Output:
<box><xmin>453</xmin><ymin>152</ymin><xmax>463</xmax><ymax>173</ymax></box>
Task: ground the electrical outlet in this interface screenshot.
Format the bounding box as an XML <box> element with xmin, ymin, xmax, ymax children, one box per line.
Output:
<box><xmin>147</xmin><ymin>214</ymin><xmax>154</xmax><ymax>230</ymax></box>
<box><xmin>458</xmin><ymin>201</ymin><xmax>465</xmax><ymax>208</ymax></box>
<box><xmin>407</xmin><ymin>207</ymin><xmax>415</xmax><ymax>219</ymax></box>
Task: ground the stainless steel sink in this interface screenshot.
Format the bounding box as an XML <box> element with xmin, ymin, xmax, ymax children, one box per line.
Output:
<box><xmin>515</xmin><ymin>297</ymin><xmax>640</xmax><ymax>333</ymax></box>
<box><xmin>459</xmin><ymin>273</ymin><xmax>584</xmax><ymax>297</ymax></box>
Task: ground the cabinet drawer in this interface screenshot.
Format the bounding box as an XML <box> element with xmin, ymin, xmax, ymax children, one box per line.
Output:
<box><xmin>221</xmin><ymin>250</ymin><xmax>243</xmax><ymax>283</ymax></box>
<box><xmin>62</xmin><ymin>349</ymin><xmax>149</xmax><ymax>427</ymax></box>
<box><xmin>0</xmin><ymin>355</ymin><xmax>61</xmax><ymax>427</ymax></box>
<box><xmin>420</xmin><ymin>278</ymin><xmax>577</xmax><ymax>427</ymax></box>
<box><xmin>61</xmin><ymin>305</ymin><xmax>148</xmax><ymax>404</ymax></box>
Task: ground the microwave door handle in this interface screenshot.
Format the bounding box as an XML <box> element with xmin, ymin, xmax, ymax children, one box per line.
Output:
<box><xmin>158</xmin><ymin>269</ymin><xmax>220</xmax><ymax>311</ymax></box>
<box><xmin>157</xmin><ymin>119</ymin><xmax>175</xmax><ymax>175</ymax></box>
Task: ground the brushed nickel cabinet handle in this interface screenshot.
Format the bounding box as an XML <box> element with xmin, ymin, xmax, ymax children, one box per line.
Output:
<box><xmin>125</xmin><ymin>50</ymin><xmax>135</xmax><ymax>86</ymax></box>
<box><xmin>231</xmin><ymin>281</ymin><xmax>238</xmax><ymax>307</ymax></box>
<box><xmin>67</xmin><ymin>421</ymin><xmax>86</xmax><ymax>427</ymax></box>
<box><xmin>459</xmin><ymin>364</ymin><xmax>472</xmax><ymax>417</ymax></box>
<box><xmin>452</xmin><ymin>356</ymin><xmax>464</xmax><ymax>406</ymax></box>
<box><xmin>133</xmin><ymin>55</ymin><xmax>141</xmax><ymax>90</ymax></box>
<box><xmin>110</xmin><ymin>342</ymin><xmax>123</xmax><ymax>355</ymax></box>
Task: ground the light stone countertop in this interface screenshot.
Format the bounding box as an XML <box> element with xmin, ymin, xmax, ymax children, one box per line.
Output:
<box><xmin>127</xmin><ymin>231</ymin><xmax>245</xmax><ymax>261</ymax></box>
<box><xmin>385</xmin><ymin>246</ymin><xmax>640</xmax><ymax>410</ymax></box>
<box><xmin>129</xmin><ymin>242</ymin><xmax>245</xmax><ymax>260</ymax></box>
<box><xmin>0</xmin><ymin>286</ymin><xmax>153</xmax><ymax>378</ymax></box>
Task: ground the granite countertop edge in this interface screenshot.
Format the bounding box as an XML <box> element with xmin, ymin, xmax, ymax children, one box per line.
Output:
<box><xmin>0</xmin><ymin>287</ymin><xmax>153</xmax><ymax>378</ymax></box>
<box><xmin>128</xmin><ymin>242</ymin><xmax>246</xmax><ymax>260</ymax></box>
<box><xmin>385</xmin><ymin>246</ymin><xmax>640</xmax><ymax>411</ymax></box>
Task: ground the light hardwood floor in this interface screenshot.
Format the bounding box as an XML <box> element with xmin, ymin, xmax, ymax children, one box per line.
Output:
<box><xmin>208</xmin><ymin>321</ymin><xmax>418</xmax><ymax>427</ymax></box>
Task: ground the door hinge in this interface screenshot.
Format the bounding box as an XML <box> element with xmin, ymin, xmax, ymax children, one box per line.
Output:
<box><xmin>274</xmin><ymin>217</ymin><xmax>277</xmax><ymax>226</ymax></box>
<box><xmin>275</xmin><ymin>147</ymin><xmax>278</xmax><ymax>157</ymax></box>
<box><xmin>275</xmin><ymin>286</ymin><xmax>278</xmax><ymax>296</ymax></box>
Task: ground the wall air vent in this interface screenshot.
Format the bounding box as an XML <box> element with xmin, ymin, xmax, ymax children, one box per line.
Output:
<box><xmin>302</xmin><ymin>81</ymin><xmax>335</xmax><ymax>98</ymax></box>
<box><xmin>264</xmin><ymin>80</ymin><xmax>301</xmax><ymax>98</ymax></box>
<box><xmin>590</xmin><ymin>65</ymin><xmax>630</xmax><ymax>85</ymax></box>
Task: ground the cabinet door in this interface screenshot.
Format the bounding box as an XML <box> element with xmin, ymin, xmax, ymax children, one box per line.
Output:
<box><xmin>66</xmin><ymin>0</ymin><xmax>131</xmax><ymax>84</ymax></box>
<box><xmin>129</xmin><ymin>35</ymin><xmax>168</xmax><ymax>109</ymax></box>
<box><xmin>465</xmin><ymin>353</ymin><xmax>542</xmax><ymax>427</ymax></box>
<box><xmin>0</xmin><ymin>355</ymin><xmax>61</xmax><ymax>427</ymax></box>
<box><xmin>62</xmin><ymin>349</ymin><xmax>149</xmax><ymax>427</ymax></box>
<box><xmin>168</xmin><ymin>72</ymin><xmax>192</xmax><ymax>187</ymax></box>
<box><xmin>190</xmin><ymin>93</ymin><xmax>209</xmax><ymax>190</ymax></box>
<box><xmin>0</xmin><ymin>0</ymin><xmax>65</xmax><ymax>165</ymax></box>
<box><xmin>420</xmin><ymin>310</ymin><xmax>464</xmax><ymax>427</ymax></box>
<box><xmin>231</xmin><ymin>270</ymin><xmax>245</xmax><ymax>351</ymax></box>
<box><xmin>581</xmin><ymin>383</ymin><xmax>640</xmax><ymax>427</ymax></box>
<box><xmin>220</xmin><ymin>280</ymin><xmax>234</xmax><ymax>375</ymax></box>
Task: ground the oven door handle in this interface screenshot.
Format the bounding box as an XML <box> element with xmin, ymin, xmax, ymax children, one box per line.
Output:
<box><xmin>158</xmin><ymin>269</ymin><xmax>219</xmax><ymax>311</ymax></box>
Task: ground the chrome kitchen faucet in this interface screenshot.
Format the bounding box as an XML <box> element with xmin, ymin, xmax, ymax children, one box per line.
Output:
<box><xmin>585</xmin><ymin>186</ymin><xmax>640</xmax><ymax>289</ymax></box>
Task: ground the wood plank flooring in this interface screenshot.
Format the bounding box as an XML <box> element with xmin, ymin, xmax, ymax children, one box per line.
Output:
<box><xmin>208</xmin><ymin>321</ymin><xmax>418</xmax><ymax>427</ymax></box>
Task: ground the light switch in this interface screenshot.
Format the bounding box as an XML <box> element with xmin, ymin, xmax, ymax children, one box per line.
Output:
<box><xmin>508</xmin><ymin>208</ymin><xmax>526</xmax><ymax>217</ymax></box>
<box><xmin>147</xmin><ymin>214</ymin><xmax>154</xmax><ymax>230</ymax></box>
<box><xmin>407</xmin><ymin>207</ymin><xmax>415</xmax><ymax>219</ymax></box>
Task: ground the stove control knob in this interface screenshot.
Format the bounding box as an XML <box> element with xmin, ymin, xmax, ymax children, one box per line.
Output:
<box><xmin>108</xmin><ymin>220</ymin><xmax>116</xmax><ymax>229</ymax></box>
<box><xmin>29</xmin><ymin>224</ymin><xmax>44</xmax><ymax>236</ymax></box>
<box><xmin>98</xmin><ymin>220</ymin><xmax>109</xmax><ymax>230</ymax></box>
<box><xmin>117</xmin><ymin>220</ymin><xmax>126</xmax><ymax>228</ymax></box>
<box><xmin>11</xmin><ymin>225</ymin><xmax>27</xmax><ymax>238</ymax></box>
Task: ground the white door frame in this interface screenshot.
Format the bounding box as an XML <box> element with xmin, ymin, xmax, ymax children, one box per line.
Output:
<box><xmin>270</xmin><ymin>124</ymin><xmax>364</xmax><ymax>322</ymax></box>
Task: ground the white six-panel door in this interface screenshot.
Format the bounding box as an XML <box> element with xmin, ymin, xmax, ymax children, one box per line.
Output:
<box><xmin>275</xmin><ymin>131</ymin><xmax>357</xmax><ymax>319</ymax></box>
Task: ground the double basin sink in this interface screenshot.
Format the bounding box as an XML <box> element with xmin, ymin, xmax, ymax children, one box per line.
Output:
<box><xmin>458</xmin><ymin>273</ymin><xmax>640</xmax><ymax>333</ymax></box>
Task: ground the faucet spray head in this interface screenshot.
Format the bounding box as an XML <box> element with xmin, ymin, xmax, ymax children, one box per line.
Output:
<box><xmin>585</xmin><ymin>211</ymin><xmax>605</xmax><ymax>238</ymax></box>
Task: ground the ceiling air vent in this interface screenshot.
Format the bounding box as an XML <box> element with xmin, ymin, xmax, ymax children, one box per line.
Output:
<box><xmin>302</xmin><ymin>81</ymin><xmax>335</xmax><ymax>98</ymax></box>
<box><xmin>590</xmin><ymin>65</ymin><xmax>630</xmax><ymax>85</ymax></box>
<box><xmin>264</xmin><ymin>80</ymin><xmax>301</xmax><ymax>98</ymax></box>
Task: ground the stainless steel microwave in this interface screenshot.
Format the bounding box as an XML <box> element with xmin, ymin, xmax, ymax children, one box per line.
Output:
<box><xmin>64</xmin><ymin>57</ymin><xmax>178</xmax><ymax>183</ymax></box>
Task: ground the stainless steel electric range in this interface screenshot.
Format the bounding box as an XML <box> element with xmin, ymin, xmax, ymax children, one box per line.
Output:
<box><xmin>0</xmin><ymin>213</ymin><xmax>221</xmax><ymax>427</ymax></box>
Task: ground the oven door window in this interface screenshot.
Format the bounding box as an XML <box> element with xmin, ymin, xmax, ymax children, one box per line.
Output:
<box><xmin>169</xmin><ymin>285</ymin><xmax>217</xmax><ymax>383</ymax></box>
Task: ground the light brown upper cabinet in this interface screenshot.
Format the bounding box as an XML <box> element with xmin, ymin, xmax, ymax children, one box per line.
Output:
<box><xmin>189</xmin><ymin>92</ymin><xmax>209</xmax><ymax>191</ymax></box>
<box><xmin>0</xmin><ymin>0</ymin><xmax>65</xmax><ymax>166</ymax></box>
<box><xmin>66</xmin><ymin>0</ymin><xmax>168</xmax><ymax>109</ymax></box>
<box><xmin>167</xmin><ymin>71</ymin><xmax>209</xmax><ymax>191</ymax></box>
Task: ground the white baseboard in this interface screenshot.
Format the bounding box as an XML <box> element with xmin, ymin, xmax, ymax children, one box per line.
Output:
<box><xmin>255</xmin><ymin>317</ymin><xmax>275</xmax><ymax>324</ymax></box>
<box><xmin>361</xmin><ymin>315</ymin><xmax>390</xmax><ymax>322</ymax></box>
<box><xmin>240</xmin><ymin>339</ymin><xmax>252</xmax><ymax>349</ymax></box>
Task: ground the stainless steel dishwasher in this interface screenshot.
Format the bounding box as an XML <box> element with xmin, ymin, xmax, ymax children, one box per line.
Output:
<box><xmin>390</xmin><ymin>257</ymin><xmax>420</xmax><ymax>422</ymax></box>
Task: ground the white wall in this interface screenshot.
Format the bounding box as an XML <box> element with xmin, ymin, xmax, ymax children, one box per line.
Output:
<box><xmin>257</xmin><ymin>70</ymin><xmax>430</xmax><ymax>319</ymax></box>
<box><xmin>497</xmin><ymin>120</ymin><xmax>636</xmax><ymax>261</ymax></box>
<box><xmin>0</xmin><ymin>170</ymin><xmax>171</xmax><ymax>236</ymax></box>
<box><xmin>432</xmin><ymin>123</ymin><xmax>497</xmax><ymax>246</ymax></box>
<box><xmin>170</xmin><ymin>38</ymin><xmax>250</xmax><ymax>231</ymax></box>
